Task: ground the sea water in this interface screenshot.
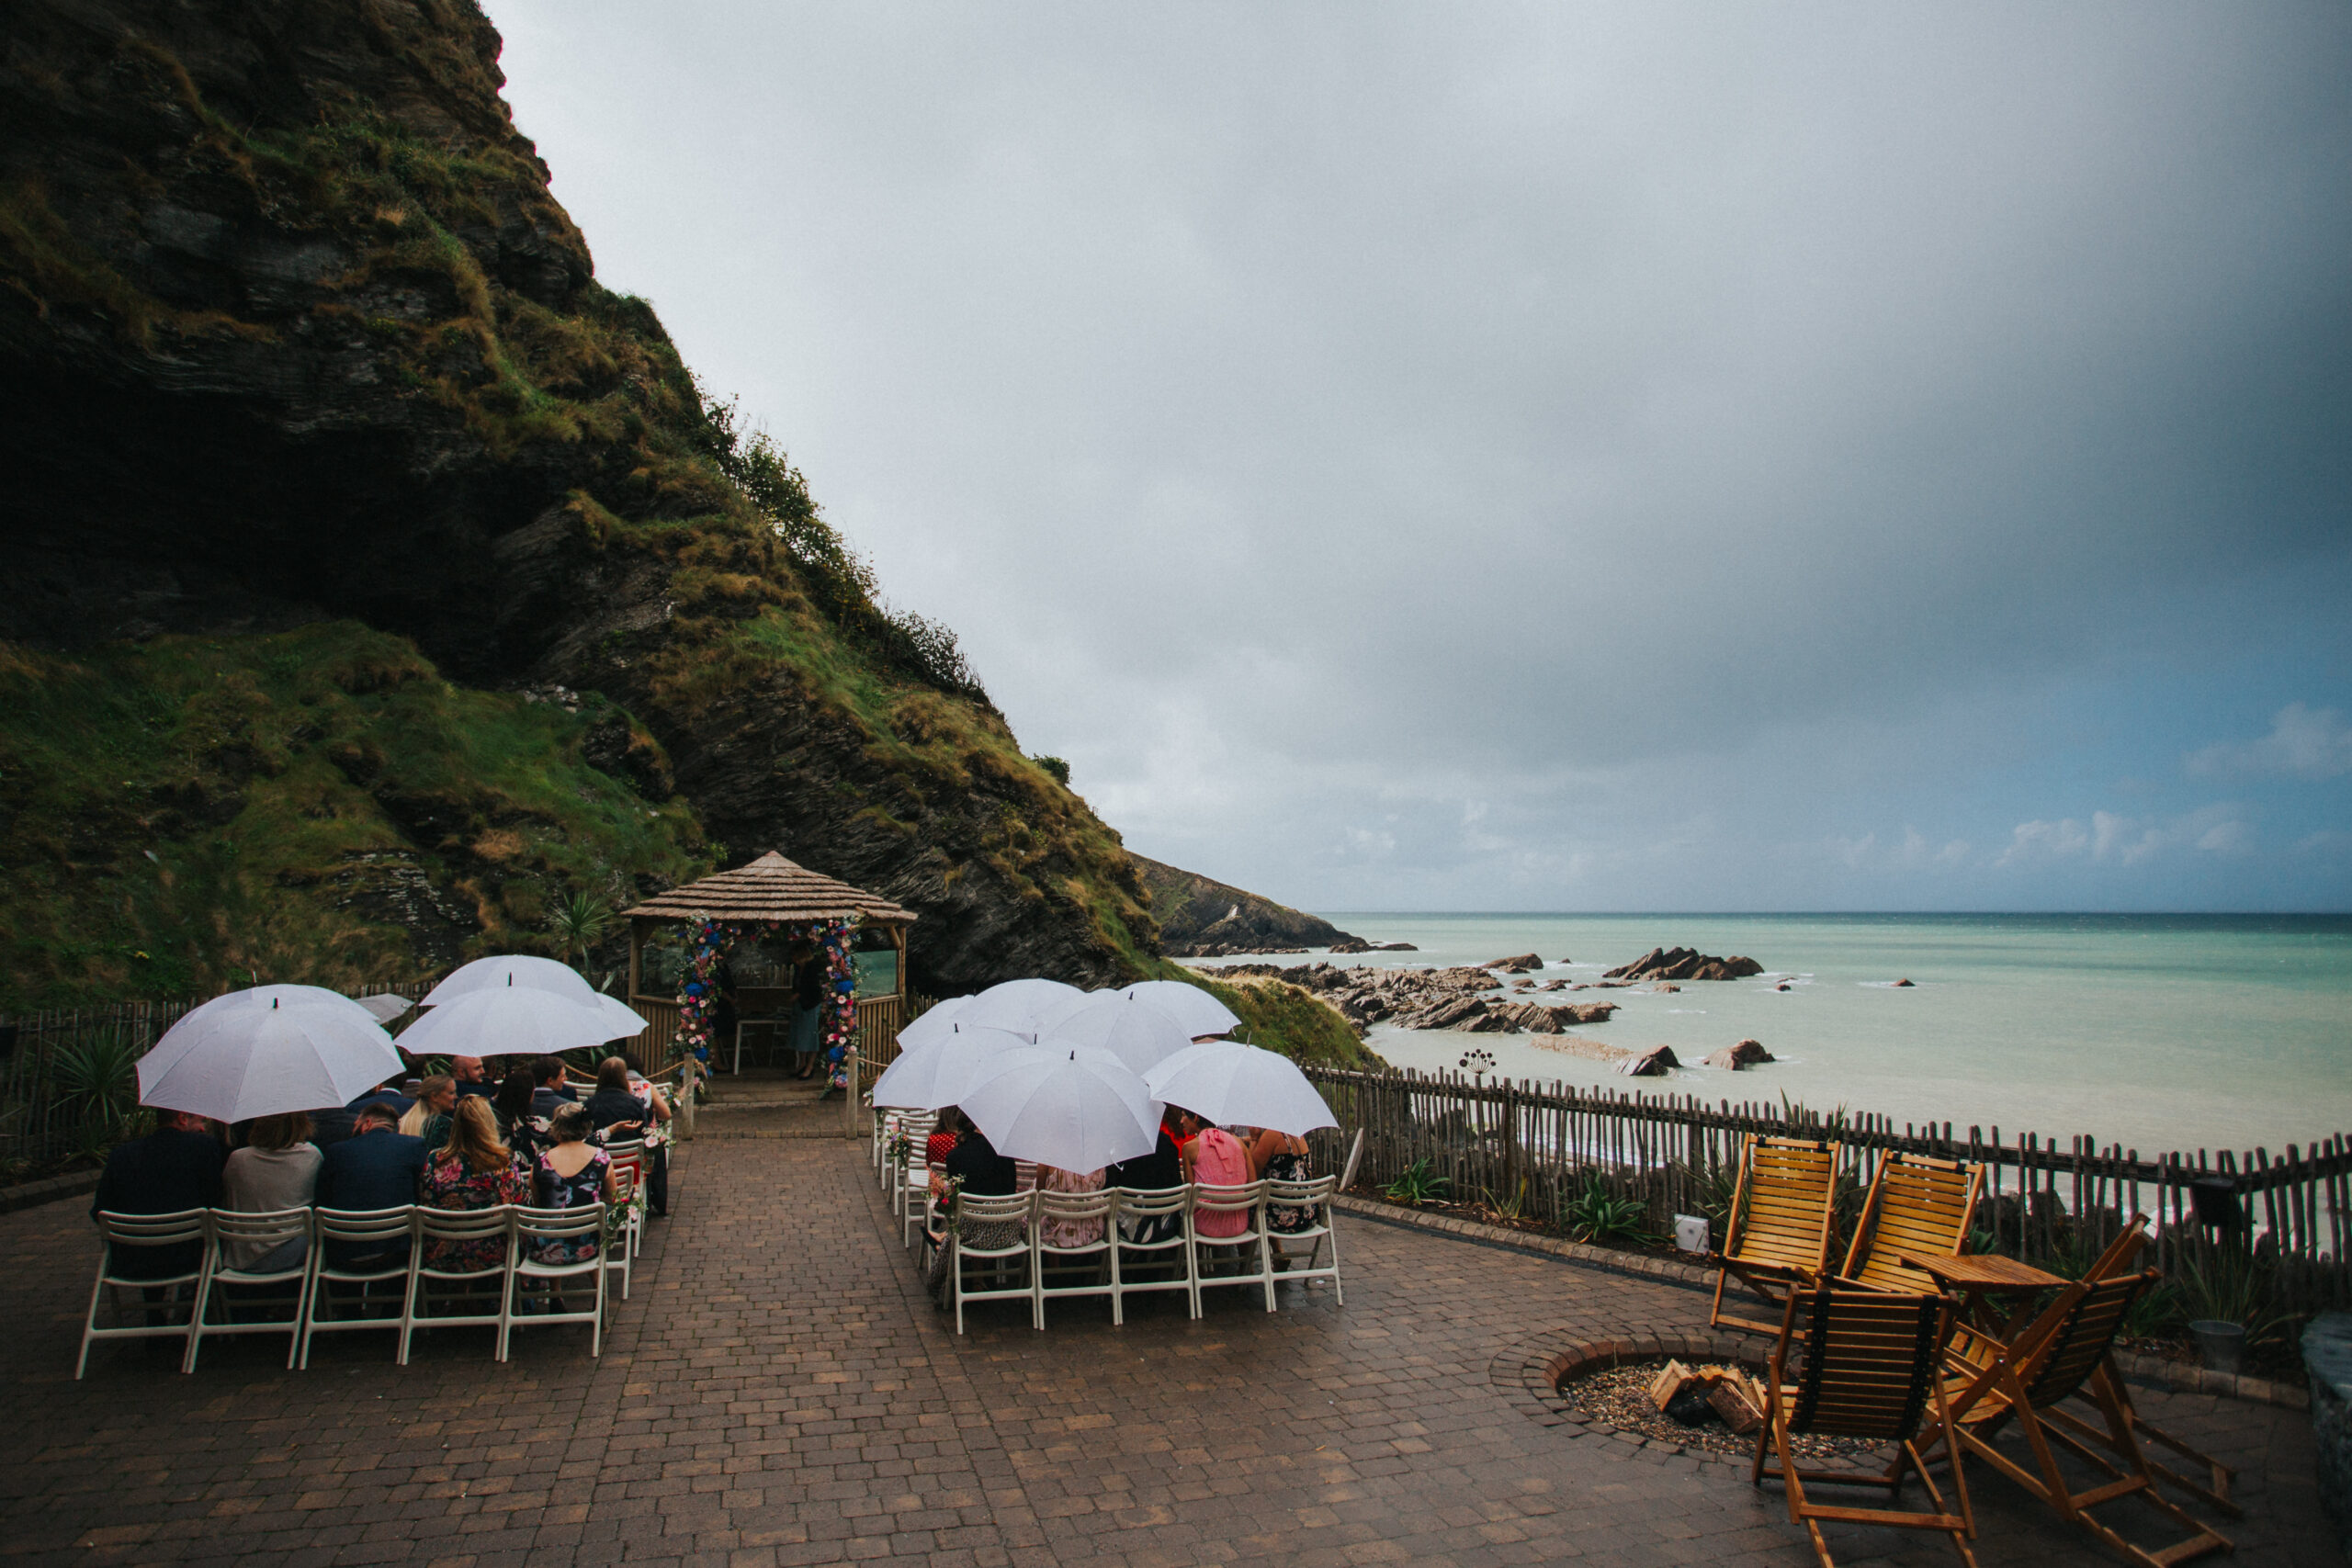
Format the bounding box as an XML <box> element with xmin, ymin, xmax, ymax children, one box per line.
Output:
<box><xmin>1189</xmin><ymin>914</ymin><xmax>2352</xmax><ymax>1158</ymax></box>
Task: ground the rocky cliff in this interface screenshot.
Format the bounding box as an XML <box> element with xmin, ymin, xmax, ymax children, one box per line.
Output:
<box><xmin>1128</xmin><ymin>856</ymin><xmax>1356</xmax><ymax>957</ymax></box>
<box><xmin>0</xmin><ymin>0</ymin><xmax>1159</xmax><ymax>1002</ymax></box>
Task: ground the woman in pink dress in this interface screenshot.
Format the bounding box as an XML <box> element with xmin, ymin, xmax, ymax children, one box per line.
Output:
<box><xmin>1175</xmin><ymin>1108</ymin><xmax>1255</xmax><ymax>1239</ymax></box>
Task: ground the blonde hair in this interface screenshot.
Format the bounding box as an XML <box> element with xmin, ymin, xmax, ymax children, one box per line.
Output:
<box><xmin>398</xmin><ymin>1075</ymin><xmax>454</xmax><ymax>1136</ymax></box>
<box><xmin>443</xmin><ymin>1096</ymin><xmax>512</xmax><ymax>1173</ymax></box>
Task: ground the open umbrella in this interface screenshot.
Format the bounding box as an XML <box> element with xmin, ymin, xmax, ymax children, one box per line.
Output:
<box><xmin>139</xmin><ymin>985</ymin><xmax>404</xmax><ymax>1122</ymax></box>
<box><xmin>591</xmin><ymin>992</ymin><xmax>650</xmax><ymax>1042</ymax></box>
<box><xmin>956</xmin><ymin>977</ymin><xmax>1086</xmax><ymax>1034</ymax></box>
<box><xmin>392</xmin><ymin>982</ymin><xmax>616</xmax><ymax>1059</ymax></box>
<box><xmin>956</xmin><ymin>1044</ymin><xmax>1159</xmax><ymax>1170</ymax></box>
<box><xmin>350</xmin><ymin>992</ymin><xmax>417</xmax><ymax>1024</ymax></box>
<box><xmin>896</xmin><ymin>995</ymin><xmax>976</xmax><ymax>1051</ymax></box>
<box><xmin>1035</xmin><ymin>990</ymin><xmax>1196</xmax><ymax>1077</ymax></box>
<box><xmin>421</xmin><ymin>953</ymin><xmax>601</xmax><ymax>1009</ymax></box>
<box><xmin>1119</xmin><ymin>980</ymin><xmax>1240</xmax><ymax>1040</ymax></box>
<box><xmin>1143</xmin><ymin>1042</ymin><xmax>1338</xmax><ymax>1136</ymax></box>
<box><xmin>869</xmin><ymin>1023</ymin><xmax>1038</xmax><ymax>1109</ymax></box>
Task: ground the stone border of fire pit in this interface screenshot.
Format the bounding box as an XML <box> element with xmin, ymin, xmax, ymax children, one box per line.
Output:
<box><xmin>1491</xmin><ymin>1326</ymin><xmax>1771</xmax><ymax>1467</ymax></box>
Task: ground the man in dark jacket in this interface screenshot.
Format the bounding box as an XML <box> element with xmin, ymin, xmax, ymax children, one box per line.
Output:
<box><xmin>315</xmin><ymin>1102</ymin><xmax>427</xmax><ymax>1267</ymax></box>
<box><xmin>527</xmin><ymin>1055</ymin><xmax>579</xmax><ymax>1121</ymax></box>
<box><xmin>90</xmin><ymin>1111</ymin><xmax>225</xmax><ymax>1280</ymax></box>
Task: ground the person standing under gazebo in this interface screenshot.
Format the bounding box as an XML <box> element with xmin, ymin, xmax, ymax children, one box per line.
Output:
<box><xmin>788</xmin><ymin>944</ymin><xmax>823</xmax><ymax>1080</ymax></box>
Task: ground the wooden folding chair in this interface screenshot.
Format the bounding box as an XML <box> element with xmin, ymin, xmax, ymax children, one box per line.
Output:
<box><xmin>2043</xmin><ymin>1215</ymin><xmax>2240</xmax><ymax>1520</ymax></box>
<box><xmin>1751</xmin><ymin>1286</ymin><xmax>1977</xmax><ymax>1568</ymax></box>
<box><xmin>1835</xmin><ymin>1153</ymin><xmax>1983</xmax><ymax>1293</ymax></box>
<box><xmin>1712</xmin><ymin>1135</ymin><xmax>1842</xmax><ymax>1334</ymax></box>
<box><xmin>1931</xmin><ymin>1269</ymin><xmax>2231</xmax><ymax>1567</ymax></box>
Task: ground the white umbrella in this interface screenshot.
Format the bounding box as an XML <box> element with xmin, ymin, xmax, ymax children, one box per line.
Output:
<box><xmin>592</xmin><ymin>992</ymin><xmax>650</xmax><ymax>1042</ymax></box>
<box><xmin>139</xmin><ymin>985</ymin><xmax>403</xmax><ymax>1122</ymax></box>
<box><xmin>1144</xmin><ymin>1042</ymin><xmax>1338</xmax><ymax>1136</ymax></box>
<box><xmin>392</xmin><ymin>983</ymin><xmax>615</xmax><ymax>1059</ymax></box>
<box><xmin>1119</xmin><ymin>979</ymin><xmax>1240</xmax><ymax>1040</ymax></box>
<box><xmin>869</xmin><ymin>1024</ymin><xmax>1039</xmax><ymax>1109</ymax></box>
<box><xmin>957</xmin><ymin>1044</ymin><xmax>1159</xmax><ymax>1170</ymax></box>
<box><xmin>421</xmin><ymin>953</ymin><xmax>600</xmax><ymax>1009</ymax></box>
<box><xmin>1035</xmin><ymin>991</ymin><xmax>1197</xmax><ymax>1077</ymax></box>
<box><xmin>896</xmin><ymin>995</ymin><xmax>977</xmax><ymax>1051</ymax></box>
<box><xmin>350</xmin><ymin>992</ymin><xmax>416</xmax><ymax>1024</ymax></box>
<box><xmin>956</xmin><ymin>977</ymin><xmax>1086</xmax><ymax>1034</ymax></box>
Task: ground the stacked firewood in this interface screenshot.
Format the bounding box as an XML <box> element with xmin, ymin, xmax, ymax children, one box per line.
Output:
<box><xmin>1646</xmin><ymin>1359</ymin><xmax>1770</xmax><ymax>1435</ymax></box>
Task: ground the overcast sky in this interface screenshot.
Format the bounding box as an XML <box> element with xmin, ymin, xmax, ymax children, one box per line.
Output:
<box><xmin>484</xmin><ymin>2</ymin><xmax>2351</xmax><ymax>913</ymax></box>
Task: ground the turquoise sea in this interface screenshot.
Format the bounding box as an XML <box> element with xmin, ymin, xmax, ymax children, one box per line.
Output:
<box><xmin>1191</xmin><ymin>914</ymin><xmax>2352</xmax><ymax>1159</ymax></box>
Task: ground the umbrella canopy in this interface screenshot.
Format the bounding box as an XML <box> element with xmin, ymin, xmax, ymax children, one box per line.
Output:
<box><xmin>140</xmin><ymin>985</ymin><xmax>403</xmax><ymax>1122</ymax></box>
<box><xmin>956</xmin><ymin>977</ymin><xmax>1086</xmax><ymax>1034</ymax></box>
<box><xmin>392</xmin><ymin>984</ymin><xmax>616</xmax><ymax>1059</ymax></box>
<box><xmin>591</xmin><ymin>992</ymin><xmax>650</xmax><ymax>1042</ymax></box>
<box><xmin>1143</xmin><ymin>1042</ymin><xmax>1338</xmax><ymax>1136</ymax></box>
<box><xmin>1119</xmin><ymin>980</ymin><xmax>1240</xmax><ymax>1040</ymax></box>
<box><xmin>896</xmin><ymin>995</ymin><xmax>976</xmax><ymax>1052</ymax></box>
<box><xmin>351</xmin><ymin>992</ymin><xmax>416</xmax><ymax>1024</ymax></box>
<box><xmin>1035</xmin><ymin>991</ymin><xmax>1197</xmax><ymax>1077</ymax></box>
<box><xmin>957</xmin><ymin>1044</ymin><xmax>1159</xmax><ymax>1170</ymax></box>
<box><xmin>869</xmin><ymin>1024</ymin><xmax>1039</xmax><ymax>1109</ymax></box>
<box><xmin>421</xmin><ymin>953</ymin><xmax>600</xmax><ymax>1010</ymax></box>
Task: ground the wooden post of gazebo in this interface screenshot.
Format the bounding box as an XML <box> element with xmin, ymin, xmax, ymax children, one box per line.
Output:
<box><xmin>622</xmin><ymin>851</ymin><xmax>917</xmax><ymax>1141</ymax></box>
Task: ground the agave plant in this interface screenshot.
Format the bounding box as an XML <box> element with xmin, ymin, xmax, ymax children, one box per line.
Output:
<box><xmin>1565</xmin><ymin>1173</ymin><xmax>1655</xmax><ymax>1246</ymax></box>
<box><xmin>1385</xmin><ymin>1157</ymin><xmax>1451</xmax><ymax>1205</ymax></box>
<box><xmin>548</xmin><ymin>889</ymin><xmax>616</xmax><ymax>969</ymax></box>
<box><xmin>49</xmin><ymin>1027</ymin><xmax>148</xmax><ymax>1160</ymax></box>
<box><xmin>2177</xmin><ymin>1247</ymin><xmax>2295</xmax><ymax>1350</ymax></box>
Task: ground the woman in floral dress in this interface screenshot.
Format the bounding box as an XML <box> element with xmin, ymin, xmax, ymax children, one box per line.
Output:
<box><xmin>420</xmin><ymin>1099</ymin><xmax>531</xmax><ymax>1273</ymax></box>
<box><xmin>530</xmin><ymin>1105</ymin><xmax>613</xmax><ymax>1265</ymax></box>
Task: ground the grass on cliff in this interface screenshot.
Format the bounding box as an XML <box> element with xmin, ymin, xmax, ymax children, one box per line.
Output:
<box><xmin>0</xmin><ymin>622</ymin><xmax>711</xmax><ymax>1009</ymax></box>
<box><xmin>1178</xmin><ymin>970</ymin><xmax>1381</xmax><ymax>1069</ymax></box>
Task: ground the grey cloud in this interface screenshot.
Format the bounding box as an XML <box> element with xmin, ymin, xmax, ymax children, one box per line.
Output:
<box><xmin>2187</xmin><ymin>705</ymin><xmax>2352</xmax><ymax>782</ymax></box>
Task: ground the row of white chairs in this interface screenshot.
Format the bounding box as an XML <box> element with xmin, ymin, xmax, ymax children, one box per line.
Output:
<box><xmin>934</xmin><ymin>1176</ymin><xmax>1342</xmax><ymax>1334</ymax></box>
<box><xmin>79</xmin><ymin>1200</ymin><xmax>620</xmax><ymax>1377</ymax></box>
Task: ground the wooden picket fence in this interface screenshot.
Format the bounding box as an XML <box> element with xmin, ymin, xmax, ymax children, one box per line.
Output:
<box><xmin>1295</xmin><ymin>1063</ymin><xmax>2352</xmax><ymax>1314</ymax></box>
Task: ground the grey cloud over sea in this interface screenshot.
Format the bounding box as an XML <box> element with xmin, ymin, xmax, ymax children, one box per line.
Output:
<box><xmin>487</xmin><ymin>1</ymin><xmax>2352</xmax><ymax>910</ymax></box>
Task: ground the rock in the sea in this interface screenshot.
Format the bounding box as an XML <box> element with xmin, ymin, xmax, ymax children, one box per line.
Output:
<box><xmin>1485</xmin><ymin>953</ymin><xmax>1544</xmax><ymax>972</ymax></box>
<box><xmin>1604</xmin><ymin>946</ymin><xmax>1765</xmax><ymax>983</ymax></box>
<box><xmin>1369</xmin><ymin>941</ymin><xmax>1419</xmax><ymax>952</ymax></box>
<box><xmin>1553</xmin><ymin>1002</ymin><xmax>1620</xmax><ymax>1024</ymax></box>
<box><xmin>1894</xmin><ymin>978</ymin><xmax>1916</xmax><ymax>987</ymax></box>
<box><xmin>1653</xmin><ymin>982</ymin><xmax>1679</xmax><ymax>993</ymax></box>
<box><xmin>1615</xmin><ymin>1044</ymin><xmax>1679</xmax><ymax>1077</ymax></box>
<box><xmin>1327</xmin><ymin>937</ymin><xmax>1372</xmax><ymax>953</ymax></box>
<box><xmin>1537</xmin><ymin>979</ymin><xmax>1566</xmax><ymax>992</ymax></box>
<box><xmin>1700</xmin><ymin>1039</ymin><xmax>1775</xmax><ymax>1071</ymax></box>
<box><xmin>1775</xmin><ymin>983</ymin><xmax>1792</xmax><ymax>992</ymax></box>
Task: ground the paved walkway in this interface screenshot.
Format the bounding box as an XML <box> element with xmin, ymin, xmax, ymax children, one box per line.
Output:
<box><xmin>0</xmin><ymin>1135</ymin><xmax>2329</xmax><ymax>1567</ymax></box>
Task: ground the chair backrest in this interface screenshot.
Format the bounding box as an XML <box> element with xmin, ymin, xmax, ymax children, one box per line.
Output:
<box><xmin>514</xmin><ymin>1203</ymin><xmax>604</xmax><ymax>1246</ymax></box>
<box><xmin>1037</xmin><ymin>1188</ymin><xmax>1113</xmax><ymax>1222</ymax></box>
<box><xmin>415</xmin><ymin>1205</ymin><xmax>513</xmax><ymax>1244</ymax></box>
<box><xmin>1779</xmin><ymin>1287</ymin><xmax>1951</xmax><ymax>1442</ymax></box>
<box><xmin>2082</xmin><ymin>1213</ymin><xmax>2153</xmax><ymax>1281</ymax></box>
<box><xmin>1731</xmin><ymin>1135</ymin><xmax>1840</xmax><ymax>1269</ymax></box>
<box><xmin>1840</xmin><ymin>1153</ymin><xmax>1983</xmax><ymax>1292</ymax></box>
<box><xmin>1265</xmin><ymin>1174</ymin><xmax>1335</xmax><ymax>1219</ymax></box>
<box><xmin>956</xmin><ymin>1191</ymin><xmax>1033</xmax><ymax>1225</ymax></box>
<box><xmin>610</xmin><ymin>1167</ymin><xmax>639</xmax><ymax>1205</ymax></box>
<box><xmin>1192</xmin><ymin>1180</ymin><xmax>1268</xmax><ymax>1216</ymax></box>
<box><xmin>209</xmin><ymin>1207</ymin><xmax>313</xmax><ymax>1246</ymax></box>
<box><xmin>2013</xmin><ymin>1270</ymin><xmax>2154</xmax><ymax>1409</ymax></box>
<box><xmin>604</xmin><ymin>1137</ymin><xmax>647</xmax><ymax>1162</ymax></box>
<box><xmin>1113</xmin><ymin>1186</ymin><xmax>1189</xmax><ymax>1223</ymax></box>
<box><xmin>96</xmin><ymin>1207</ymin><xmax>209</xmax><ymax>1250</ymax></box>
<box><xmin>314</xmin><ymin>1206</ymin><xmax>415</xmax><ymax>1247</ymax></box>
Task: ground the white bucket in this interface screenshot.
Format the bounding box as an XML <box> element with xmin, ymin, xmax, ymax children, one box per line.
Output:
<box><xmin>1673</xmin><ymin>1213</ymin><xmax>1711</xmax><ymax>1254</ymax></box>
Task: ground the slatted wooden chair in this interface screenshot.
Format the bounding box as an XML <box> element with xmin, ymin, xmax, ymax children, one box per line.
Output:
<box><xmin>2045</xmin><ymin>1216</ymin><xmax>2240</xmax><ymax>1521</ymax></box>
<box><xmin>1711</xmin><ymin>1134</ymin><xmax>1842</xmax><ymax>1334</ymax></box>
<box><xmin>1833</xmin><ymin>1153</ymin><xmax>1983</xmax><ymax>1294</ymax></box>
<box><xmin>1750</xmin><ymin>1286</ymin><xmax>1977</xmax><ymax>1568</ymax></box>
<box><xmin>1929</xmin><ymin>1269</ymin><xmax>2231</xmax><ymax>1568</ymax></box>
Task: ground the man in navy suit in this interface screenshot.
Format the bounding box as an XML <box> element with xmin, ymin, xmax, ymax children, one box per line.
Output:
<box><xmin>316</xmin><ymin>1102</ymin><xmax>427</xmax><ymax>1267</ymax></box>
<box><xmin>527</xmin><ymin>1055</ymin><xmax>579</xmax><ymax>1121</ymax></box>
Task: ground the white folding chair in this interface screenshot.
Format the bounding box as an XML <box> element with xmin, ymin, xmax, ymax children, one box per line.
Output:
<box><xmin>505</xmin><ymin>1204</ymin><xmax>606</xmax><ymax>1359</ymax></box>
<box><xmin>887</xmin><ymin>1114</ymin><xmax>933</xmax><ymax>1212</ymax></box>
<box><xmin>605</xmin><ymin>1168</ymin><xmax>639</xmax><ymax>1301</ymax></box>
<box><xmin>1107</xmin><ymin>1188</ymin><xmax>1195</xmax><ymax>1323</ymax></box>
<box><xmin>871</xmin><ymin>1103</ymin><xmax>890</xmax><ymax>1171</ymax></box>
<box><xmin>78</xmin><ymin>1209</ymin><xmax>210</xmax><ymax>1378</ymax></box>
<box><xmin>185</xmin><ymin>1207</ymin><xmax>315</xmax><ymax>1372</ymax></box>
<box><xmin>301</xmin><ymin>1206</ymin><xmax>417</xmax><ymax>1367</ymax></box>
<box><xmin>1187</xmin><ymin>1180</ymin><xmax>1276</xmax><ymax>1314</ymax></box>
<box><xmin>402</xmin><ymin>1206</ymin><xmax>514</xmax><ymax>1362</ymax></box>
<box><xmin>902</xmin><ymin>1146</ymin><xmax>933</xmax><ymax>1249</ymax></box>
<box><xmin>1034</xmin><ymin>1189</ymin><xmax>1115</xmax><ymax>1328</ymax></box>
<box><xmin>949</xmin><ymin>1191</ymin><xmax>1035</xmax><ymax>1335</ymax></box>
<box><xmin>1264</xmin><ymin>1175</ymin><xmax>1343</xmax><ymax>1304</ymax></box>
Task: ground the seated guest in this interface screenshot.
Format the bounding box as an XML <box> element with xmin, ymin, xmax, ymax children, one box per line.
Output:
<box><xmin>527</xmin><ymin>1055</ymin><xmax>578</xmax><ymax>1121</ymax></box>
<box><xmin>926</xmin><ymin>1117</ymin><xmax>1023</xmax><ymax>1303</ymax></box>
<box><xmin>399</xmin><ymin>1075</ymin><xmax>457</xmax><ymax>1148</ymax></box>
<box><xmin>345</xmin><ymin>1077</ymin><xmax>413</xmax><ymax>1118</ymax></box>
<box><xmin>315</xmin><ymin>1100</ymin><xmax>427</xmax><ymax>1269</ymax></box>
<box><xmin>307</xmin><ymin>1101</ymin><xmax>359</xmax><ymax>1149</ymax></box>
<box><xmin>492</xmin><ymin>1067</ymin><xmax>546</xmax><ymax>1155</ymax></box>
<box><xmin>1105</xmin><ymin>1112</ymin><xmax>1186</xmax><ymax>1245</ymax></box>
<box><xmin>1175</xmin><ymin>1108</ymin><xmax>1254</xmax><ymax>1238</ymax></box>
<box><xmin>1248</xmin><ymin>1127</ymin><xmax>1319</xmax><ymax>1236</ymax></box>
<box><xmin>90</xmin><ymin>1110</ymin><xmax>225</xmax><ymax>1279</ymax></box>
<box><xmin>1036</xmin><ymin>1162</ymin><xmax>1107</xmax><ymax>1251</ymax></box>
<box><xmin>451</xmin><ymin>1055</ymin><xmax>494</xmax><ymax>1099</ymax></box>
<box><xmin>529</xmin><ymin>1105</ymin><xmax>612</xmax><ymax>1265</ymax></box>
<box><xmin>419</xmin><ymin>1099</ymin><xmax>529</xmax><ymax>1274</ymax></box>
<box><xmin>582</xmin><ymin>1057</ymin><xmax>649</xmax><ymax>1143</ymax></box>
<box><xmin>926</xmin><ymin>1107</ymin><xmax>964</xmax><ymax>1169</ymax></box>
<box><xmin>221</xmin><ymin>1112</ymin><xmax>321</xmax><ymax>1272</ymax></box>
<box><xmin>618</xmin><ymin>1053</ymin><xmax>673</xmax><ymax>1217</ymax></box>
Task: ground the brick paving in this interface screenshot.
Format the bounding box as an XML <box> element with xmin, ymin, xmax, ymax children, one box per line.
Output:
<box><xmin>0</xmin><ymin>1134</ymin><xmax>2330</xmax><ymax>1567</ymax></box>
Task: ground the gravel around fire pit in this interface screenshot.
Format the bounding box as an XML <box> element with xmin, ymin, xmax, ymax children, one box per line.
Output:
<box><xmin>1555</xmin><ymin>1361</ymin><xmax>1883</xmax><ymax>1462</ymax></box>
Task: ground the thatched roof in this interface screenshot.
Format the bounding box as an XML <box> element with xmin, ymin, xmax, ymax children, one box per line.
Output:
<box><xmin>623</xmin><ymin>852</ymin><xmax>918</xmax><ymax>925</ymax></box>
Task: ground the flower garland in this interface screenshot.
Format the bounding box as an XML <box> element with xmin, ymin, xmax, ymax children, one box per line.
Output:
<box><xmin>821</xmin><ymin>916</ymin><xmax>859</xmax><ymax>1089</ymax></box>
<box><xmin>672</xmin><ymin>918</ymin><xmax>748</xmax><ymax>1065</ymax></box>
<box><xmin>672</xmin><ymin>914</ymin><xmax>864</xmax><ymax>1089</ymax></box>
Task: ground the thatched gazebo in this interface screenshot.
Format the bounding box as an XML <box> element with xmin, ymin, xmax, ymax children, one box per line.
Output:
<box><xmin>623</xmin><ymin>852</ymin><xmax>916</xmax><ymax>1121</ymax></box>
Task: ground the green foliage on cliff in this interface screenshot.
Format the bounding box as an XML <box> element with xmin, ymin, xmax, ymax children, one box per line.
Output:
<box><xmin>0</xmin><ymin>623</ymin><xmax>711</xmax><ymax>1010</ymax></box>
<box><xmin>1180</xmin><ymin>972</ymin><xmax>1381</xmax><ymax>1068</ymax></box>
